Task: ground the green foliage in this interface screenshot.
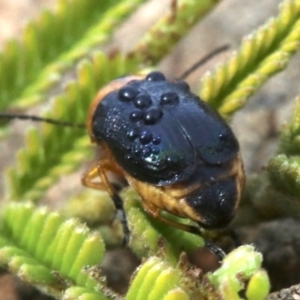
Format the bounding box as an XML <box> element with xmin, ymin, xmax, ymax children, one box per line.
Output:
<box><xmin>200</xmin><ymin>0</ymin><xmax>300</xmax><ymax>118</ymax></box>
<box><xmin>1</xmin><ymin>0</ymin><xmax>300</xmax><ymax>299</ymax></box>
<box><xmin>0</xmin><ymin>202</ymin><xmax>109</xmax><ymax>299</ymax></box>
<box><xmin>0</xmin><ymin>0</ymin><xmax>145</xmax><ymax>109</ymax></box>
<box><xmin>6</xmin><ymin>53</ymin><xmax>138</xmax><ymax>201</ymax></box>
<box><xmin>240</xmin><ymin>56</ymin><xmax>300</xmax><ymax>223</ymax></box>
<box><xmin>126</xmin><ymin>246</ymin><xmax>269</xmax><ymax>300</ymax></box>
<box><xmin>132</xmin><ymin>0</ymin><xmax>221</xmax><ymax>63</ymax></box>
<box><xmin>241</xmin><ymin>95</ymin><xmax>300</xmax><ymax>221</ymax></box>
<box><xmin>205</xmin><ymin>246</ymin><xmax>270</xmax><ymax>300</ymax></box>
<box><xmin>126</xmin><ymin>256</ymin><xmax>189</xmax><ymax>300</ymax></box>
<box><xmin>279</xmin><ymin>96</ymin><xmax>300</xmax><ymax>155</ymax></box>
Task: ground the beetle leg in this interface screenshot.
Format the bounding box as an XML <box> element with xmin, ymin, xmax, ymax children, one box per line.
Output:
<box><xmin>81</xmin><ymin>165</ymin><xmax>107</xmax><ymax>190</ymax></box>
<box><xmin>141</xmin><ymin>201</ymin><xmax>202</xmax><ymax>235</ymax></box>
<box><xmin>82</xmin><ymin>162</ymin><xmax>130</xmax><ymax>245</ymax></box>
<box><xmin>142</xmin><ymin>201</ymin><xmax>225</xmax><ymax>260</ymax></box>
<box><xmin>205</xmin><ymin>241</ymin><xmax>226</xmax><ymax>260</ymax></box>
<box><xmin>97</xmin><ymin>162</ymin><xmax>130</xmax><ymax>245</ymax></box>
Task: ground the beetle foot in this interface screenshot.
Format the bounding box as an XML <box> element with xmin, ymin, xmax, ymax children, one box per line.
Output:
<box><xmin>205</xmin><ymin>240</ymin><xmax>226</xmax><ymax>261</ymax></box>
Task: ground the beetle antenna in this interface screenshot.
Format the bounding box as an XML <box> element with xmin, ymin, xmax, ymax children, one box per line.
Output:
<box><xmin>177</xmin><ymin>45</ymin><xmax>230</xmax><ymax>80</ymax></box>
<box><xmin>0</xmin><ymin>113</ymin><xmax>86</xmax><ymax>129</ymax></box>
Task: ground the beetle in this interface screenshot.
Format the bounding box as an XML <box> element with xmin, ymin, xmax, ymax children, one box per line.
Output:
<box><xmin>0</xmin><ymin>46</ymin><xmax>244</xmax><ymax>254</ymax></box>
<box><xmin>82</xmin><ymin>71</ymin><xmax>245</xmax><ymax>246</ymax></box>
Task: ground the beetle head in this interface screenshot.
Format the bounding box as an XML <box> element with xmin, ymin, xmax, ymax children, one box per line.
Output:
<box><xmin>185</xmin><ymin>178</ymin><xmax>238</xmax><ymax>229</ymax></box>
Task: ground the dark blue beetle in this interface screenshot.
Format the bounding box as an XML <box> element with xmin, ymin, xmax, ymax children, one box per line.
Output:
<box><xmin>83</xmin><ymin>71</ymin><xmax>245</xmax><ymax>240</ymax></box>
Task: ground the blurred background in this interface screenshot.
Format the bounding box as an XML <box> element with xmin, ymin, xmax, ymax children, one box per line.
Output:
<box><xmin>0</xmin><ymin>0</ymin><xmax>299</xmax><ymax>299</ymax></box>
